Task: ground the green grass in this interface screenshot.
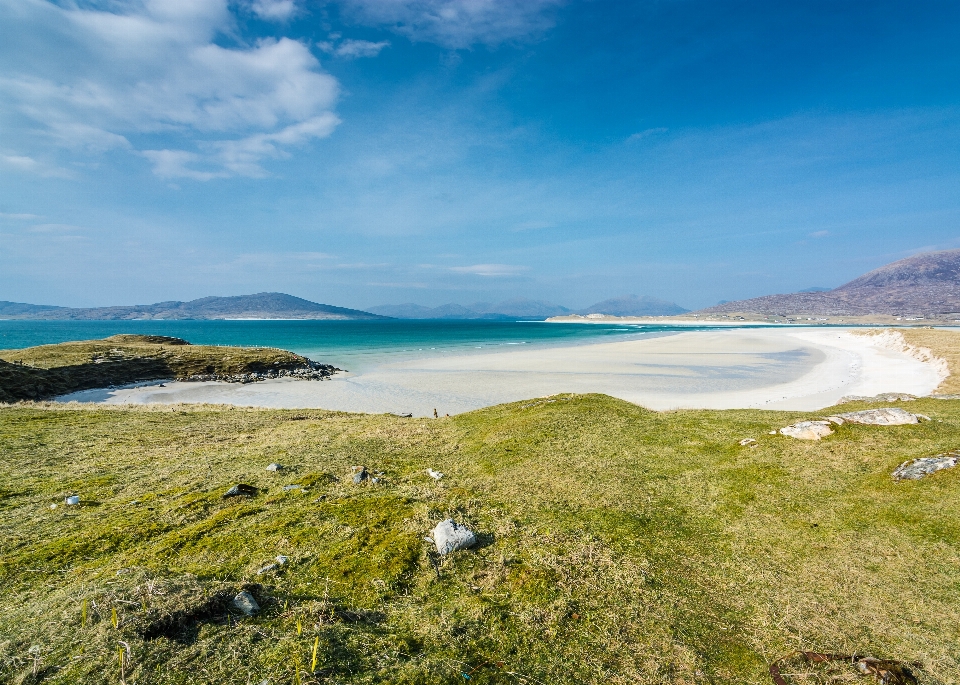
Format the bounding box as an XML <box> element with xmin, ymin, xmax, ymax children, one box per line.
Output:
<box><xmin>1</xmin><ymin>395</ymin><xmax>958</xmax><ymax>684</ymax></box>
<box><xmin>0</xmin><ymin>335</ymin><xmax>325</xmax><ymax>402</ymax></box>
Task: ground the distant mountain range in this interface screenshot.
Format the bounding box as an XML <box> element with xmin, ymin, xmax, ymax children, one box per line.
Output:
<box><xmin>0</xmin><ymin>292</ymin><xmax>688</xmax><ymax>322</ymax></box>
<box><xmin>0</xmin><ymin>293</ymin><xmax>385</xmax><ymax>321</ymax></box>
<box><xmin>367</xmin><ymin>295</ymin><xmax>688</xmax><ymax>319</ymax></box>
<box><xmin>697</xmin><ymin>249</ymin><xmax>960</xmax><ymax>318</ymax></box>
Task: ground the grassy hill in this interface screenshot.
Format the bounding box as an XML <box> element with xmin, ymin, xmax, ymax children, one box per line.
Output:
<box><xmin>1</xmin><ymin>392</ymin><xmax>957</xmax><ymax>684</ymax></box>
<box><xmin>0</xmin><ymin>335</ymin><xmax>336</xmax><ymax>402</ymax></box>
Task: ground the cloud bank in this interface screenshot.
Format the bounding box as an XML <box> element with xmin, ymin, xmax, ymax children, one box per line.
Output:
<box><xmin>0</xmin><ymin>0</ymin><xmax>339</xmax><ymax>179</ymax></box>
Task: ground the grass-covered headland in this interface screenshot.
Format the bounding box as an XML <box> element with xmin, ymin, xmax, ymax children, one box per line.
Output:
<box><xmin>0</xmin><ymin>335</ymin><xmax>338</xmax><ymax>403</ymax></box>
<box><xmin>1</xmin><ymin>391</ymin><xmax>958</xmax><ymax>684</ymax></box>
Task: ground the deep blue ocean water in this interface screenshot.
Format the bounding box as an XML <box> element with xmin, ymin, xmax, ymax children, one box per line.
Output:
<box><xmin>0</xmin><ymin>319</ymin><xmax>712</xmax><ymax>371</ymax></box>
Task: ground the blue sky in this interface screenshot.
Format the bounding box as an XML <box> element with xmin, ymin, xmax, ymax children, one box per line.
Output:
<box><xmin>1</xmin><ymin>0</ymin><xmax>959</xmax><ymax>310</ymax></box>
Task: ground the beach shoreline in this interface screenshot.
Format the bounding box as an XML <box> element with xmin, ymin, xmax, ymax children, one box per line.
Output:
<box><xmin>54</xmin><ymin>327</ymin><xmax>944</xmax><ymax>416</ymax></box>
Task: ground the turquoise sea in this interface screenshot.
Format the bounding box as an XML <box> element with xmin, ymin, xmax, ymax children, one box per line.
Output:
<box><xmin>0</xmin><ymin>319</ymin><xmax>710</xmax><ymax>372</ymax></box>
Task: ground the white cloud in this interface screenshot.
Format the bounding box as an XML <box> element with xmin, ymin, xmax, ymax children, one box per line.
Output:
<box><xmin>250</xmin><ymin>0</ymin><xmax>298</xmax><ymax>21</ymax></box>
<box><xmin>0</xmin><ymin>213</ymin><xmax>43</xmax><ymax>220</ymax></box>
<box><xmin>626</xmin><ymin>127</ymin><xmax>668</xmax><ymax>143</ymax></box>
<box><xmin>0</xmin><ymin>152</ymin><xmax>73</xmax><ymax>178</ymax></box>
<box><xmin>338</xmin><ymin>0</ymin><xmax>562</xmax><ymax>48</ymax></box>
<box><xmin>809</xmin><ymin>230</ymin><xmax>829</xmax><ymax>238</ymax></box>
<box><xmin>450</xmin><ymin>263</ymin><xmax>528</xmax><ymax>277</ymax></box>
<box><xmin>335</xmin><ymin>39</ymin><xmax>391</xmax><ymax>58</ymax></box>
<box><xmin>0</xmin><ymin>0</ymin><xmax>340</xmax><ymax>179</ymax></box>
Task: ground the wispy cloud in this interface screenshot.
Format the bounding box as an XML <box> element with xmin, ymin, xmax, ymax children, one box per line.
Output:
<box><xmin>0</xmin><ymin>153</ymin><xmax>73</xmax><ymax>178</ymax></box>
<box><xmin>0</xmin><ymin>0</ymin><xmax>340</xmax><ymax>179</ymax></box>
<box><xmin>338</xmin><ymin>0</ymin><xmax>563</xmax><ymax>48</ymax></box>
<box><xmin>626</xmin><ymin>127</ymin><xmax>668</xmax><ymax>143</ymax></box>
<box><xmin>0</xmin><ymin>212</ymin><xmax>42</xmax><ymax>220</ymax></box>
<box><xmin>250</xmin><ymin>0</ymin><xmax>298</xmax><ymax>21</ymax></box>
<box><xmin>450</xmin><ymin>263</ymin><xmax>528</xmax><ymax>277</ymax></box>
<box><xmin>808</xmin><ymin>230</ymin><xmax>829</xmax><ymax>238</ymax></box>
<box><xmin>319</xmin><ymin>37</ymin><xmax>391</xmax><ymax>59</ymax></box>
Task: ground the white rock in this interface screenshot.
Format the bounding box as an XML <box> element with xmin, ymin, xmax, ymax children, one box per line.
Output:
<box><xmin>779</xmin><ymin>421</ymin><xmax>834</xmax><ymax>440</ymax></box>
<box><xmin>738</xmin><ymin>438</ymin><xmax>756</xmax><ymax>446</ymax></box>
<box><xmin>825</xmin><ymin>408</ymin><xmax>927</xmax><ymax>426</ymax></box>
<box><xmin>65</xmin><ymin>495</ymin><xmax>80</xmax><ymax>505</ymax></box>
<box><xmin>231</xmin><ymin>591</ymin><xmax>260</xmax><ymax>616</ymax></box>
<box><xmin>265</xmin><ymin>463</ymin><xmax>282</xmax><ymax>472</ymax></box>
<box><xmin>427</xmin><ymin>468</ymin><xmax>444</xmax><ymax>480</ymax></box>
<box><xmin>432</xmin><ymin>519</ymin><xmax>477</xmax><ymax>555</ymax></box>
<box><xmin>276</xmin><ymin>555</ymin><xmax>288</xmax><ymax>565</ymax></box>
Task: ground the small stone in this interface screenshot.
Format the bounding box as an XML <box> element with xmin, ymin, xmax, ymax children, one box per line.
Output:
<box><xmin>231</xmin><ymin>591</ymin><xmax>260</xmax><ymax>616</ymax></box>
<box><xmin>256</xmin><ymin>563</ymin><xmax>278</xmax><ymax>575</ymax></box>
<box><xmin>426</xmin><ymin>468</ymin><xmax>444</xmax><ymax>480</ymax></box>
<box><xmin>432</xmin><ymin>519</ymin><xmax>477</xmax><ymax>555</ymax></box>
<box><xmin>779</xmin><ymin>421</ymin><xmax>834</xmax><ymax>440</ymax></box>
<box><xmin>265</xmin><ymin>463</ymin><xmax>282</xmax><ymax>472</ymax></box>
<box><xmin>893</xmin><ymin>454</ymin><xmax>959</xmax><ymax>480</ymax></box>
<box><xmin>275</xmin><ymin>555</ymin><xmax>288</xmax><ymax>565</ymax></box>
<box><xmin>223</xmin><ymin>484</ymin><xmax>258</xmax><ymax>498</ymax></box>
<box><xmin>50</xmin><ymin>504</ymin><xmax>57</xmax><ymax>510</ymax></box>
<box><xmin>65</xmin><ymin>495</ymin><xmax>80</xmax><ymax>505</ymax></box>
<box><xmin>282</xmin><ymin>484</ymin><xmax>302</xmax><ymax>491</ymax></box>
<box><xmin>352</xmin><ymin>466</ymin><xmax>368</xmax><ymax>484</ymax></box>
<box><xmin>738</xmin><ymin>438</ymin><xmax>756</xmax><ymax>446</ymax></box>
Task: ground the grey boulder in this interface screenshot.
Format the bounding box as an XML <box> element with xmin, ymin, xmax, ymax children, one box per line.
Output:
<box><xmin>893</xmin><ymin>454</ymin><xmax>959</xmax><ymax>481</ymax></box>
<box><xmin>432</xmin><ymin>519</ymin><xmax>477</xmax><ymax>555</ymax></box>
<box><xmin>231</xmin><ymin>591</ymin><xmax>260</xmax><ymax>616</ymax></box>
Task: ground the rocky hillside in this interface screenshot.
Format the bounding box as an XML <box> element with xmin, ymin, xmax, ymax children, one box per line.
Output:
<box><xmin>697</xmin><ymin>249</ymin><xmax>960</xmax><ymax>318</ymax></box>
<box><xmin>0</xmin><ymin>335</ymin><xmax>338</xmax><ymax>402</ymax></box>
<box><xmin>0</xmin><ymin>293</ymin><xmax>386</xmax><ymax>321</ymax></box>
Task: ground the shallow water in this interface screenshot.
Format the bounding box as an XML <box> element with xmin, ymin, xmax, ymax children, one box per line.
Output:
<box><xmin>0</xmin><ymin>319</ymin><xmax>722</xmax><ymax>371</ymax></box>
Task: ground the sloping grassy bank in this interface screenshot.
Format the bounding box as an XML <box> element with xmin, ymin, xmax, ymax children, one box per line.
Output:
<box><xmin>1</xmin><ymin>395</ymin><xmax>957</xmax><ymax>684</ymax></box>
<box><xmin>0</xmin><ymin>335</ymin><xmax>336</xmax><ymax>403</ymax></box>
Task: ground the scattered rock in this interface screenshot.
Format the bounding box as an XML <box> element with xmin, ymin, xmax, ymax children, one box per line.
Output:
<box><xmin>825</xmin><ymin>408</ymin><xmax>929</xmax><ymax>426</ymax></box>
<box><xmin>49</xmin><ymin>504</ymin><xmax>57</xmax><ymax>510</ymax></box>
<box><xmin>432</xmin><ymin>519</ymin><xmax>477</xmax><ymax>555</ymax></box>
<box><xmin>931</xmin><ymin>394</ymin><xmax>960</xmax><ymax>400</ymax></box>
<box><xmin>391</xmin><ymin>412</ymin><xmax>413</xmax><ymax>418</ymax></box>
<box><xmin>265</xmin><ymin>463</ymin><xmax>282</xmax><ymax>472</ymax></box>
<box><xmin>426</xmin><ymin>468</ymin><xmax>444</xmax><ymax>480</ymax></box>
<box><xmin>282</xmin><ymin>484</ymin><xmax>302</xmax><ymax>491</ymax></box>
<box><xmin>780</xmin><ymin>421</ymin><xmax>834</xmax><ymax>440</ymax></box>
<box><xmin>230</xmin><ymin>591</ymin><xmax>259</xmax><ymax>616</ymax></box>
<box><xmin>223</xmin><ymin>484</ymin><xmax>258</xmax><ymax>498</ymax></box>
<box><xmin>351</xmin><ymin>466</ymin><xmax>368</xmax><ymax>484</ymax></box>
<box><xmin>257</xmin><ymin>556</ymin><xmax>289</xmax><ymax>575</ymax></box>
<box><xmin>893</xmin><ymin>453</ymin><xmax>959</xmax><ymax>480</ymax></box>
<box><xmin>64</xmin><ymin>495</ymin><xmax>80</xmax><ymax>505</ymax></box>
<box><xmin>738</xmin><ymin>438</ymin><xmax>757</xmax><ymax>446</ymax></box>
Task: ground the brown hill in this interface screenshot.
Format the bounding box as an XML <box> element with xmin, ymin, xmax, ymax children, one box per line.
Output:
<box><xmin>697</xmin><ymin>249</ymin><xmax>960</xmax><ymax>318</ymax></box>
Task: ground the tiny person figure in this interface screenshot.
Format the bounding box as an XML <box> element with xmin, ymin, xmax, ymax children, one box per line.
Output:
<box><xmin>433</xmin><ymin>408</ymin><xmax>438</xmax><ymax>418</ymax></box>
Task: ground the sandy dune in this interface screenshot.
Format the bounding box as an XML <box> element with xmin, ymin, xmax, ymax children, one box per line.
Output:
<box><xmin>57</xmin><ymin>328</ymin><xmax>944</xmax><ymax>416</ymax></box>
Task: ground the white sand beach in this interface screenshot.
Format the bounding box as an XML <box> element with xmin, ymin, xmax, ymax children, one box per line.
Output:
<box><xmin>57</xmin><ymin>328</ymin><xmax>944</xmax><ymax>416</ymax></box>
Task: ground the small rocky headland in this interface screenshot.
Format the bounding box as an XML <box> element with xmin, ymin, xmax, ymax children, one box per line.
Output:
<box><xmin>0</xmin><ymin>334</ymin><xmax>340</xmax><ymax>402</ymax></box>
